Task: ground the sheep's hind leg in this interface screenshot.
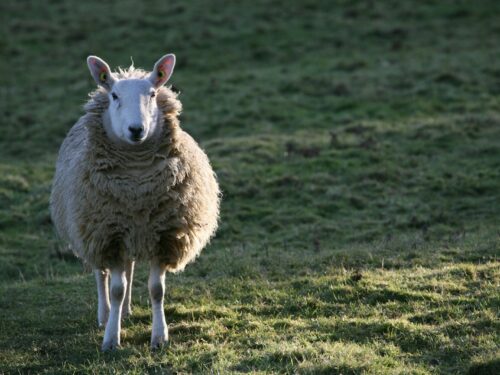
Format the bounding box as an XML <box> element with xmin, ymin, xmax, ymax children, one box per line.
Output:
<box><xmin>123</xmin><ymin>259</ymin><xmax>134</xmax><ymax>318</ymax></box>
<box><xmin>94</xmin><ymin>268</ymin><xmax>110</xmax><ymax>329</ymax></box>
<box><xmin>149</xmin><ymin>261</ymin><xmax>168</xmax><ymax>349</ymax></box>
<box><xmin>102</xmin><ymin>265</ymin><xmax>127</xmax><ymax>351</ymax></box>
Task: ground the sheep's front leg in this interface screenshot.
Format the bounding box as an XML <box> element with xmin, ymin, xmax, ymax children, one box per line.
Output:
<box><xmin>102</xmin><ymin>265</ymin><xmax>127</xmax><ymax>351</ymax></box>
<box><xmin>149</xmin><ymin>261</ymin><xmax>168</xmax><ymax>349</ymax></box>
<box><xmin>94</xmin><ymin>268</ymin><xmax>110</xmax><ymax>328</ymax></box>
<box><xmin>123</xmin><ymin>259</ymin><xmax>134</xmax><ymax>318</ymax></box>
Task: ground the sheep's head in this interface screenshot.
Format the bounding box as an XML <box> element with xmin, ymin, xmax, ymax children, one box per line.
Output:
<box><xmin>87</xmin><ymin>54</ymin><xmax>176</xmax><ymax>145</ymax></box>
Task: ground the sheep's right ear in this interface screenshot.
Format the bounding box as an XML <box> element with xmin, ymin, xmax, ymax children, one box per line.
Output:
<box><xmin>87</xmin><ymin>56</ymin><xmax>116</xmax><ymax>90</ymax></box>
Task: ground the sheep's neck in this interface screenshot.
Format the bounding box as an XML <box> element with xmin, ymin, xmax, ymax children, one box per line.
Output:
<box><xmin>89</xmin><ymin>112</ymin><xmax>177</xmax><ymax>177</ymax></box>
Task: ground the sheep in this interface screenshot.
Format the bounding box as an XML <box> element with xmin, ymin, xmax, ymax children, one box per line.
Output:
<box><xmin>50</xmin><ymin>53</ymin><xmax>220</xmax><ymax>351</ymax></box>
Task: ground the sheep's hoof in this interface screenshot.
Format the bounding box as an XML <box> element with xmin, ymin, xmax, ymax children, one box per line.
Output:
<box><xmin>151</xmin><ymin>334</ymin><xmax>169</xmax><ymax>350</ymax></box>
<box><xmin>101</xmin><ymin>339</ymin><xmax>121</xmax><ymax>352</ymax></box>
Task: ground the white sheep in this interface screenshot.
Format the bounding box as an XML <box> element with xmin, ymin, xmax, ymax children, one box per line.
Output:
<box><xmin>50</xmin><ymin>54</ymin><xmax>220</xmax><ymax>350</ymax></box>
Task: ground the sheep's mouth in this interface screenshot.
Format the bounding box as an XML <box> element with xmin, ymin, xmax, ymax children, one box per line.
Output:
<box><xmin>127</xmin><ymin>136</ymin><xmax>146</xmax><ymax>144</ymax></box>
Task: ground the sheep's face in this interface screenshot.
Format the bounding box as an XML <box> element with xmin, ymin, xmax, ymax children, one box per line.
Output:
<box><xmin>106</xmin><ymin>79</ymin><xmax>159</xmax><ymax>144</ymax></box>
<box><xmin>87</xmin><ymin>54</ymin><xmax>176</xmax><ymax>145</ymax></box>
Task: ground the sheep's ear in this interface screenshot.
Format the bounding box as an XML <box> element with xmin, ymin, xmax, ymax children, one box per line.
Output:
<box><xmin>87</xmin><ymin>55</ymin><xmax>116</xmax><ymax>90</ymax></box>
<box><xmin>149</xmin><ymin>54</ymin><xmax>175</xmax><ymax>88</ymax></box>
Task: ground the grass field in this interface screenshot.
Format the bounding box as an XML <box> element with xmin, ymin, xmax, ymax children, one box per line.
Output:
<box><xmin>0</xmin><ymin>0</ymin><xmax>499</xmax><ymax>373</ymax></box>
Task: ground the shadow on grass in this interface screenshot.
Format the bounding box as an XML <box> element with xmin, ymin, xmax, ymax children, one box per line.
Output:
<box><xmin>468</xmin><ymin>358</ymin><xmax>500</xmax><ymax>375</ymax></box>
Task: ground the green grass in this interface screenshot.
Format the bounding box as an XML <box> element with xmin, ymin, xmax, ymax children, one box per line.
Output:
<box><xmin>0</xmin><ymin>0</ymin><xmax>499</xmax><ymax>373</ymax></box>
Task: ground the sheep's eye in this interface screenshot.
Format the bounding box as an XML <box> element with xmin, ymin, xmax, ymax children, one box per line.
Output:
<box><xmin>111</xmin><ymin>93</ymin><xmax>118</xmax><ymax>100</ymax></box>
<box><xmin>150</xmin><ymin>91</ymin><xmax>156</xmax><ymax>98</ymax></box>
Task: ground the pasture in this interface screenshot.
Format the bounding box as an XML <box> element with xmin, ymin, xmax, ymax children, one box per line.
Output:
<box><xmin>0</xmin><ymin>0</ymin><xmax>499</xmax><ymax>373</ymax></box>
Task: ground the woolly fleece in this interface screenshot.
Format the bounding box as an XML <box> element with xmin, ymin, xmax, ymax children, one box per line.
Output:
<box><xmin>50</xmin><ymin>67</ymin><xmax>220</xmax><ymax>271</ymax></box>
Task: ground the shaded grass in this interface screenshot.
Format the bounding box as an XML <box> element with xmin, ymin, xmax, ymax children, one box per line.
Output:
<box><xmin>1</xmin><ymin>0</ymin><xmax>500</xmax><ymax>373</ymax></box>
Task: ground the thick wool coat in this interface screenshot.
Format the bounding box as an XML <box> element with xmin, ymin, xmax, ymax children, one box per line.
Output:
<box><xmin>50</xmin><ymin>69</ymin><xmax>220</xmax><ymax>271</ymax></box>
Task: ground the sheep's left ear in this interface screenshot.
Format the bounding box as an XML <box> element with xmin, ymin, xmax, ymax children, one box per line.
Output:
<box><xmin>149</xmin><ymin>54</ymin><xmax>176</xmax><ymax>88</ymax></box>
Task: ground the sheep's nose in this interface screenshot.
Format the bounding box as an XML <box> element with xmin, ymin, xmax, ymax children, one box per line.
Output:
<box><xmin>128</xmin><ymin>124</ymin><xmax>144</xmax><ymax>140</ymax></box>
